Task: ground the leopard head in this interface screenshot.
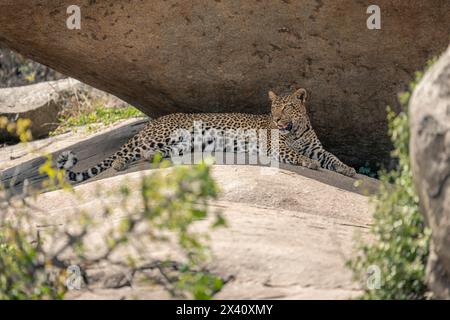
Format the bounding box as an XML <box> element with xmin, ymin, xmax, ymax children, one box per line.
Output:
<box><xmin>269</xmin><ymin>88</ymin><xmax>309</xmax><ymax>135</ymax></box>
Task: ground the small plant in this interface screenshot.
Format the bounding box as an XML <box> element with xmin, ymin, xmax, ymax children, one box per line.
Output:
<box><xmin>347</xmin><ymin>59</ymin><xmax>437</xmax><ymax>300</ymax></box>
<box><xmin>51</xmin><ymin>105</ymin><xmax>146</xmax><ymax>135</ymax></box>
<box><xmin>176</xmin><ymin>270</ymin><xmax>225</xmax><ymax>300</ymax></box>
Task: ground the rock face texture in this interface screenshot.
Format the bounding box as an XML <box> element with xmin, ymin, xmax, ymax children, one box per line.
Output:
<box><xmin>410</xmin><ymin>46</ymin><xmax>450</xmax><ymax>299</ymax></box>
<box><xmin>1</xmin><ymin>1</ymin><xmax>449</xmax><ymax>167</ymax></box>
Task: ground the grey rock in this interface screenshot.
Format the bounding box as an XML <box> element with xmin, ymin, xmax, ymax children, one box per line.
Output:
<box><xmin>0</xmin><ymin>79</ymin><xmax>84</xmax><ymax>141</ymax></box>
<box><xmin>410</xmin><ymin>45</ymin><xmax>450</xmax><ymax>299</ymax></box>
<box><xmin>0</xmin><ymin>78</ymin><xmax>128</xmax><ymax>142</ymax></box>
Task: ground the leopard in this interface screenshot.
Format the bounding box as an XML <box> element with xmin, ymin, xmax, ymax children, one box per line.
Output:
<box><xmin>269</xmin><ymin>88</ymin><xmax>356</xmax><ymax>177</ymax></box>
<box><xmin>56</xmin><ymin>87</ymin><xmax>356</xmax><ymax>182</ymax></box>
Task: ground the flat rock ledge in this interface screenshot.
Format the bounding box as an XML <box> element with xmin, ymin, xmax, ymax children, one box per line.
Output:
<box><xmin>33</xmin><ymin>165</ymin><xmax>372</xmax><ymax>300</ymax></box>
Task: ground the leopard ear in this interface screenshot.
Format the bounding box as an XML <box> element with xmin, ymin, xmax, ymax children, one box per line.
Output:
<box><xmin>294</xmin><ymin>88</ymin><xmax>308</xmax><ymax>103</ymax></box>
<box><xmin>268</xmin><ymin>90</ymin><xmax>278</xmax><ymax>102</ymax></box>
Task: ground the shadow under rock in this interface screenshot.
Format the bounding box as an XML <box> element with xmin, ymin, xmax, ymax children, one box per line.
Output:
<box><xmin>1</xmin><ymin>119</ymin><xmax>379</xmax><ymax>196</ymax></box>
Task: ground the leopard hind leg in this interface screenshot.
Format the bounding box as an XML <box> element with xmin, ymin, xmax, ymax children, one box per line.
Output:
<box><xmin>111</xmin><ymin>145</ymin><xmax>143</xmax><ymax>172</ymax></box>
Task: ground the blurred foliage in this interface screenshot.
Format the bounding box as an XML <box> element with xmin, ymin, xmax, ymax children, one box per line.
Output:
<box><xmin>347</xmin><ymin>58</ymin><xmax>438</xmax><ymax>300</ymax></box>
<box><xmin>0</xmin><ymin>223</ymin><xmax>67</xmax><ymax>300</ymax></box>
<box><xmin>177</xmin><ymin>270</ymin><xmax>225</xmax><ymax>300</ymax></box>
<box><xmin>0</xmin><ymin>117</ymin><xmax>33</xmax><ymax>143</ymax></box>
<box><xmin>0</xmin><ymin>48</ymin><xmax>65</xmax><ymax>88</ymax></box>
<box><xmin>0</xmin><ymin>118</ymin><xmax>226</xmax><ymax>300</ymax></box>
<box><xmin>0</xmin><ymin>118</ymin><xmax>65</xmax><ymax>299</ymax></box>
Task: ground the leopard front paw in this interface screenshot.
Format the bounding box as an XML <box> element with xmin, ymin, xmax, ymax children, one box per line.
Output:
<box><xmin>336</xmin><ymin>165</ymin><xmax>356</xmax><ymax>177</ymax></box>
<box><xmin>302</xmin><ymin>159</ymin><xmax>320</xmax><ymax>170</ymax></box>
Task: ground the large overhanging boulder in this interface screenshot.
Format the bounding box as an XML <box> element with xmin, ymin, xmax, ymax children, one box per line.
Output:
<box><xmin>410</xmin><ymin>46</ymin><xmax>450</xmax><ymax>299</ymax></box>
<box><xmin>0</xmin><ymin>1</ymin><xmax>449</xmax><ymax>167</ymax></box>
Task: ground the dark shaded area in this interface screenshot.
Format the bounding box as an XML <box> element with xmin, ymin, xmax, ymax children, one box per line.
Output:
<box><xmin>0</xmin><ymin>47</ymin><xmax>65</xmax><ymax>88</ymax></box>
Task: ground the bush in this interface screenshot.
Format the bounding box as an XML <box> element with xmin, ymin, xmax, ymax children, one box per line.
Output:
<box><xmin>0</xmin><ymin>117</ymin><xmax>226</xmax><ymax>300</ymax></box>
<box><xmin>347</xmin><ymin>60</ymin><xmax>437</xmax><ymax>300</ymax></box>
